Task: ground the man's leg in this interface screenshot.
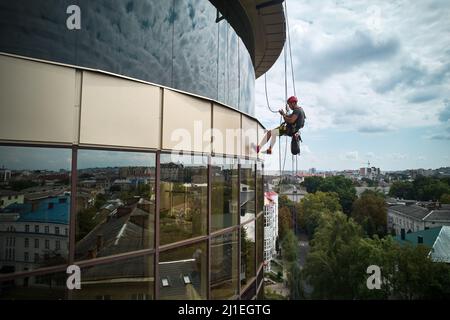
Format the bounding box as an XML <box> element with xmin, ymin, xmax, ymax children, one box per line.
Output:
<box><xmin>266</xmin><ymin>127</ymin><xmax>281</xmax><ymax>154</ymax></box>
<box><xmin>257</xmin><ymin>129</ymin><xmax>274</xmax><ymax>153</ymax></box>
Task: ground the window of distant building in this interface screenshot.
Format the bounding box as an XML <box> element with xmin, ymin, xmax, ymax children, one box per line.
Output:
<box><xmin>34</xmin><ymin>225</ymin><xmax>39</xmax><ymax>233</ymax></box>
<box><xmin>161</xmin><ymin>278</ymin><xmax>170</xmax><ymax>287</ymax></box>
<box><xmin>24</xmin><ymin>252</ymin><xmax>29</xmax><ymax>262</ymax></box>
<box><xmin>183</xmin><ymin>275</ymin><xmax>191</xmax><ymax>285</ymax></box>
<box><xmin>45</xmin><ymin>240</ymin><xmax>50</xmax><ymax>249</ymax></box>
<box><xmin>55</xmin><ymin>227</ymin><xmax>59</xmax><ymax>235</ymax></box>
<box><xmin>25</xmin><ymin>225</ymin><xmax>30</xmax><ymax>233</ymax></box>
<box><xmin>24</xmin><ymin>238</ymin><xmax>29</xmax><ymax>248</ymax></box>
<box><xmin>34</xmin><ymin>239</ymin><xmax>39</xmax><ymax>249</ymax></box>
<box><xmin>45</xmin><ymin>226</ymin><xmax>49</xmax><ymax>234</ymax></box>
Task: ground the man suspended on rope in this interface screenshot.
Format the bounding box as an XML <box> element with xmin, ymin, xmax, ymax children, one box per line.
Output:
<box><xmin>257</xmin><ymin>96</ymin><xmax>306</xmax><ymax>155</ymax></box>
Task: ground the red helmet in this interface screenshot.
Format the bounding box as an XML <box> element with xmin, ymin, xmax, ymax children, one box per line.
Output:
<box><xmin>287</xmin><ymin>96</ymin><xmax>298</xmax><ymax>103</ymax></box>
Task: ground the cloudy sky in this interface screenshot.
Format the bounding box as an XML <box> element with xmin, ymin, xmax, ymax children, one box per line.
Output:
<box><xmin>255</xmin><ymin>0</ymin><xmax>450</xmax><ymax>172</ymax></box>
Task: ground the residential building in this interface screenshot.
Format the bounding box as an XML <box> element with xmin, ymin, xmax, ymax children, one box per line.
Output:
<box><xmin>0</xmin><ymin>191</ymin><xmax>24</xmax><ymax>209</ymax></box>
<box><xmin>395</xmin><ymin>226</ymin><xmax>450</xmax><ymax>264</ymax></box>
<box><xmin>388</xmin><ymin>204</ymin><xmax>450</xmax><ymax>235</ymax></box>
<box><xmin>263</xmin><ymin>192</ymin><xmax>278</xmax><ymax>272</ymax></box>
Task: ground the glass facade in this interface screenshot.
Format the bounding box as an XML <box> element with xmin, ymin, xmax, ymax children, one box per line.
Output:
<box><xmin>75</xmin><ymin>150</ymin><xmax>156</xmax><ymax>260</ymax></box>
<box><xmin>0</xmin><ymin>146</ymin><xmax>263</xmax><ymax>299</ymax></box>
<box><xmin>240</xmin><ymin>221</ymin><xmax>256</xmax><ymax>287</ymax></box>
<box><xmin>211</xmin><ymin>157</ymin><xmax>239</xmax><ymax>232</ymax></box>
<box><xmin>211</xmin><ymin>231</ymin><xmax>239</xmax><ymax>300</ymax></box>
<box><xmin>240</xmin><ymin>160</ymin><xmax>256</xmax><ymax>224</ymax></box>
<box><xmin>0</xmin><ymin>0</ymin><xmax>267</xmax><ymax>301</ymax></box>
<box><xmin>73</xmin><ymin>255</ymin><xmax>154</xmax><ymax>300</ymax></box>
<box><xmin>0</xmin><ymin>146</ymin><xmax>71</xmax><ymax>275</ymax></box>
<box><xmin>0</xmin><ymin>0</ymin><xmax>255</xmax><ymax>115</ymax></box>
<box><xmin>159</xmin><ymin>154</ymin><xmax>207</xmax><ymax>245</ymax></box>
<box><xmin>159</xmin><ymin>241</ymin><xmax>207</xmax><ymax>300</ymax></box>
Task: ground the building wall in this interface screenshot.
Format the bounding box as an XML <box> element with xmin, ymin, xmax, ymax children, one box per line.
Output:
<box><xmin>263</xmin><ymin>193</ymin><xmax>278</xmax><ymax>272</ymax></box>
<box><xmin>0</xmin><ymin>54</ymin><xmax>264</xmax><ymax>300</ymax></box>
<box><xmin>0</xmin><ymin>0</ymin><xmax>255</xmax><ymax>115</ymax></box>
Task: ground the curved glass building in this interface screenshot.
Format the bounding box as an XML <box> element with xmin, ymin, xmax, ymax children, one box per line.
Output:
<box><xmin>0</xmin><ymin>0</ymin><xmax>285</xmax><ymax>300</ymax></box>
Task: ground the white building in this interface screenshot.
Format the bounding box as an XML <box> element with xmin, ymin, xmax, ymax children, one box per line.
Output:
<box><xmin>0</xmin><ymin>191</ymin><xmax>24</xmax><ymax>209</ymax></box>
<box><xmin>388</xmin><ymin>204</ymin><xmax>450</xmax><ymax>235</ymax></box>
<box><xmin>263</xmin><ymin>192</ymin><xmax>278</xmax><ymax>272</ymax></box>
<box><xmin>0</xmin><ymin>195</ymin><xmax>70</xmax><ymax>281</ymax></box>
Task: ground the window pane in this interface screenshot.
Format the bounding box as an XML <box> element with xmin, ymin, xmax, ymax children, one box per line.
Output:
<box><xmin>257</xmin><ymin>215</ymin><xmax>264</xmax><ymax>268</ymax></box>
<box><xmin>0</xmin><ymin>146</ymin><xmax>71</xmax><ymax>275</ymax></box>
<box><xmin>159</xmin><ymin>241</ymin><xmax>207</xmax><ymax>300</ymax></box>
<box><xmin>72</xmin><ymin>255</ymin><xmax>154</xmax><ymax>300</ymax></box>
<box><xmin>256</xmin><ymin>162</ymin><xmax>264</xmax><ymax>215</ymax></box>
<box><xmin>211</xmin><ymin>231</ymin><xmax>238</xmax><ymax>300</ymax></box>
<box><xmin>241</xmin><ymin>221</ymin><xmax>255</xmax><ymax>287</ymax></box>
<box><xmin>75</xmin><ymin>150</ymin><xmax>156</xmax><ymax>261</ymax></box>
<box><xmin>160</xmin><ymin>154</ymin><xmax>207</xmax><ymax>245</ymax></box>
<box><xmin>240</xmin><ymin>160</ymin><xmax>255</xmax><ymax>224</ymax></box>
<box><xmin>241</xmin><ymin>280</ymin><xmax>256</xmax><ymax>300</ymax></box>
<box><xmin>211</xmin><ymin>157</ymin><xmax>238</xmax><ymax>232</ymax></box>
<box><xmin>0</xmin><ymin>271</ymin><xmax>67</xmax><ymax>299</ymax></box>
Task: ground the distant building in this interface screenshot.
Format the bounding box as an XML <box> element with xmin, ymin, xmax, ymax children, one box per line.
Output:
<box><xmin>388</xmin><ymin>204</ymin><xmax>450</xmax><ymax>235</ymax></box>
<box><xmin>0</xmin><ymin>169</ymin><xmax>11</xmax><ymax>182</ymax></box>
<box><xmin>359</xmin><ymin>166</ymin><xmax>381</xmax><ymax>180</ymax></box>
<box><xmin>395</xmin><ymin>226</ymin><xmax>450</xmax><ymax>264</ymax></box>
<box><xmin>0</xmin><ymin>191</ymin><xmax>24</xmax><ymax>209</ymax></box>
<box><xmin>263</xmin><ymin>192</ymin><xmax>278</xmax><ymax>272</ymax></box>
<box><xmin>0</xmin><ymin>195</ymin><xmax>70</xmax><ymax>281</ymax></box>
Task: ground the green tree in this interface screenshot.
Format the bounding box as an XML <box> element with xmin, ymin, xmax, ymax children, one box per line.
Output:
<box><xmin>288</xmin><ymin>262</ymin><xmax>304</xmax><ymax>300</ymax></box>
<box><xmin>351</xmin><ymin>190</ymin><xmax>387</xmax><ymax>237</ymax></box>
<box><xmin>440</xmin><ymin>193</ymin><xmax>450</xmax><ymax>204</ymax></box>
<box><xmin>412</xmin><ymin>176</ymin><xmax>450</xmax><ymax>201</ymax></box>
<box><xmin>303</xmin><ymin>212</ymin><xmax>366</xmax><ymax>299</ymax></box>
<box><xmin>318</xmin><ymin>176</ymin><xmax>357</xmax><ymax>215</ymax></box>
<box><xmin>281</xmin><ymin>230</ymin><xmax>298</xmax><ymax>263</ymax></box>
<box><xmin>302</xmin><ymin>176</ymin><xmax>323</xmax><ymax>193</ymax></box>
<box><xmin>296</xmin><ymin>191</ymin><xmax>341</xmax><ymax>237</ymax></box>
<box><xmin>278</xmin><ymin>206</ymin><xmax>293</xmax><ymax>240</ymax></box>
<box><xmin>389</xmin><ymin>180</ymin><xmax>414</xmax><ymax>199</ymax></box>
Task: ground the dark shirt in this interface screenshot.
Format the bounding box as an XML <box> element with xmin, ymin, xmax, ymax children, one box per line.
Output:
<box><xmin>290</xmin><ymin>107</ymin><xmax>306</xmax><ymax>131</ymax></box>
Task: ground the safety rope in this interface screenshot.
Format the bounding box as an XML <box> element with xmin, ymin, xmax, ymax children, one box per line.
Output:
<box><xmin>261</xmin><ymin>0</ymin><xmax>298</xmax><ymax>180</ymax></box>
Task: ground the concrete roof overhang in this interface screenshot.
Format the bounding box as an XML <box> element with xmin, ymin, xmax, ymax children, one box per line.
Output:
<box><xmin>209</xmin><ymin>0</ymin><xmax>286</xmax><ymax>79</ymax></box>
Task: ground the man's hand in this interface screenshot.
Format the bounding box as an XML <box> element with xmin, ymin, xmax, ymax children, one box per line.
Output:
<box><xmin>278</xmin><ymin>109</ymin><xmax>285</xmax><ymax>115</ymax></box>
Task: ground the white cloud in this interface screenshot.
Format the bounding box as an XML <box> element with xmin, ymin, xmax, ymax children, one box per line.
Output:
<box><xmin>340</xmin><ymin>151</ymin><xmax>359</xmax><ymax>161</ymax></box>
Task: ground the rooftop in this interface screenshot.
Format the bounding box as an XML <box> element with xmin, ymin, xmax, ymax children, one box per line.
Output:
<box><xmin>0</xmin><ymin>196</ymin><xmax>70</xmax><ymax>225</ymax></box>
<box><xmin>395</xmin><ymin>226</ymin><xmax>450</xmax><ymax>263</ymax></box>
<box><xmin>389</xmin><ymin>205</ymin><xmax>430</xmax><ymax>220</ymax></box>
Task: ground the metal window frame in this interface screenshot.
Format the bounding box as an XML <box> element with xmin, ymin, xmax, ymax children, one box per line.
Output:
<box><xmin>0</xmin><ymin>141</ymin><xmax>265</xmax><ymax>301</ymax></box>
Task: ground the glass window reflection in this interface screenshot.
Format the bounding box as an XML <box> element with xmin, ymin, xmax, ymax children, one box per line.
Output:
<box><xmin>0</xmin><ymin>146</ymin><xmax>71</xmax><ymax>275</ymax></box>
<box><xmin>257</xmin><ymin>215</ymin><xmax>264</xmax><ymax>268</ymax></box>
<box><xmin>240</xmin><ymin>221</ymin><xmax>255</xmax><ymax>287</ymax></box>
<box><xmin>75</xmin><ymin>150</ymin><xmax>156</xmax><ymax>261</ymax></box>
<box><xmin>211</xmin><ymin>231</ymin><xmax>238</xmax><ymax>299</ymax></box>
<box><xmin>211</xmin><ymin>157</ymin><xmax>238</xmax><ymax>232</ymax></box>
<box><xmin>72</xmin><ymin>255</ymin><xmax>154</xmax><ymax>300</ymax></box>
<box><xmin>240</xmin><ymin>160</ymin><xmax>255</xmax><ymax>224</ymax></box>
<box><xmin>160</xmin><ymin>154</ymin><xmax>207</xmax><ymax>246</ymax></box>
<box><xmin>256</xmin><ymin>162</ymin><xmax>264</xmax><ymax>215</ymax></box>
<box><xmin>159</xmin><ymin>241</ymin><xmax>207</xmax><ymax>300</ymax></box>
<box><xmin>0</xmin><ymin>272</ymin><xmax>67</xmax><ymax>300</ymax></box>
